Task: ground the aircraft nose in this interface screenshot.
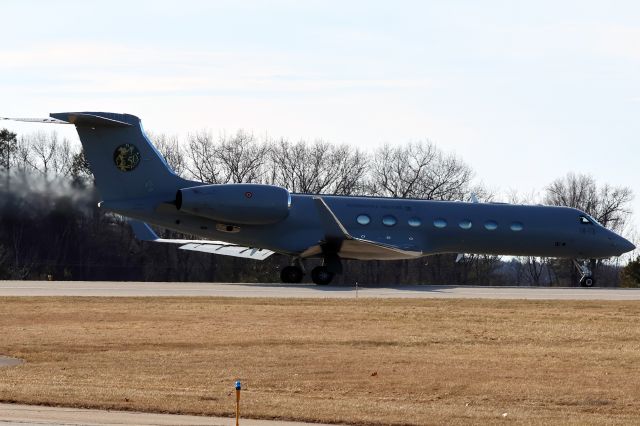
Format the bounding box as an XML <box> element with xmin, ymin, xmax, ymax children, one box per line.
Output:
<box><xmin>603</xmin><ymin>231</ymin><xmax>635</xmax><ymax>256</ymax></box>
<box><xmin>618</xmin><ymin>236</ymin><xmax>636</xmax><ymax>254</ymax></box>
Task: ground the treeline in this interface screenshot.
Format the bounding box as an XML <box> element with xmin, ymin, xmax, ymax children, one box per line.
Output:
<box><xmin>0</xmin><ymin>128</ymin><xmax>636</xmax><ymax>286</ymax></box>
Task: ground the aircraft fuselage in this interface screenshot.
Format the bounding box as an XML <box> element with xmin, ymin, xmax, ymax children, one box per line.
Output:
<box><xmin>109</xmin><ymin>192</ymin><xmax>633</xmax><ymax>261</ymax></box>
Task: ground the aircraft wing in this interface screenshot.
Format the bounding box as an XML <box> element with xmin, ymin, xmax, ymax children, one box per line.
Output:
<box><xmin>300</xmin><ymin>238</ymin><xmax>423</xmax><ymax>261</ymax></box>
<box><xmin>129</xmin><ymin>220</ymin><xmax>274</xmax><ymax>261</ymax></box>
<box><xmin>301</xmin><ymin>197</ymin><xmax>423</xmax><ymax>261</ymax></box>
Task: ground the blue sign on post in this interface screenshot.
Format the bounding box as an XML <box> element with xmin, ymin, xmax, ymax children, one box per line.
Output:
<box><xmin>235</xmin><ymin>380</ymin><xmax>242</xmax><ymax>426</ymax></box>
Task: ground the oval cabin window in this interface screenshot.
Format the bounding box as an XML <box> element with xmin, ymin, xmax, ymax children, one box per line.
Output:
<box><xmin>433</xmin><ymin>218</ymin><xmax>447</xmax><ymax>229</ymax></box>
<box><xmin>510</xmin><ymin>222</ymin><xmax>524</xmax><ymax>232</ymax></box>
<box><xmin>484</xmin><ymin>220</ymin><xmax>498</xmax><ymax>231</ymax></box>
<box><xmin>459</xmin><ymin>220</ymin><xmax>472</xmax><ymax>230</ymax></box>
<box><xmin>382</xmin><ymin>215</ymin><xmax>397</xmax><ymax>227</ymax></box>
<box><xmin>356</xmin><ymin>214</ymin><xmax>371</xmax><ymax>225</ymax></box>
<box><xmin>408</xmin><ymin>217</ymin><xmax>421</xmax><ymax>227</ymax></box>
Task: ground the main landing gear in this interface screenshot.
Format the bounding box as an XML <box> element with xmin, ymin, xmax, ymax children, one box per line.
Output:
<box><xmin>280</xmin><ymin>265</ymin><xmax>304</xmax><ymax>284</ymax></box>
<box><xmin>280</xmin><ymin>264</ymin><xmax>334</xmax><ymax>285</ymax></box>
<box><xmin>573</xmin><ymin>259</ymin><xmax>596</xmax><ymax>287</ymax></box>
<box><xmin>280</xmin><ymin>255</ymin><xmax>341</xmax><ymax>285</ymax></box>
<box><xmin>310</xmin><ymin>266</ymin><xmax>334</xmax><ymax>285</ymax></box>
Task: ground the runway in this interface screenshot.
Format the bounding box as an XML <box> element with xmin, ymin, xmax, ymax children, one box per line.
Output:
<box><xmin>0</xmin><ymin>403</ymin><xmax>336</xmax><ymax>426</ymax></box>
<box><xmin>1</xmin><ymin>280</ymin><xmax>639</xmax><ymax>300</ymax></box>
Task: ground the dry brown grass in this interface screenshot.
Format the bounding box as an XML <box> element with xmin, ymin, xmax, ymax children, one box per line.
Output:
<box><xmin>0</xmin><ymin>297</ymin><xmax>639</xmax><ymax>425</ymax></box>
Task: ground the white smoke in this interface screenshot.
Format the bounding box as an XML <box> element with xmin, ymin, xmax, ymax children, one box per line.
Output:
<box><xmin>0</xmin><ymin>170</ymin><xmax>98</xmax><ymax>217</ymax></box>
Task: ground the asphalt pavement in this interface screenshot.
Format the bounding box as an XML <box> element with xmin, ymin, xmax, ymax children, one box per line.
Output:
<box><xmin>0</xmin><ymin>403</ymin><xmax>337</xmax><ymax>426</ymax></box>
<box><xmin>0</xmin><ymin>280</ymin><xmax>639</xmax><ymax>300</ymax></box>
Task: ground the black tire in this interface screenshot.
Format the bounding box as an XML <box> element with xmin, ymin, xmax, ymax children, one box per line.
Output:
<box><xmin>311</xmin><ymin>266</ymin><xmax>334</xmax><ymax>285</ymax></box>
<box><xmin>580</xmin><ymin>275</ymin><xmax>595</xmax><ymax>287</ymax></box>
<box><xmin>281</xmin><ymin>265</ymin><xmax>304</xmax><ymax>283</ymax></box>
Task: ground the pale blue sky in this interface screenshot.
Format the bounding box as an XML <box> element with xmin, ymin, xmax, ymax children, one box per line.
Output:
<box><xmin>1</xmin><ymin>0</ymin><xmax>638</xmax><ymax>232</ymax></box>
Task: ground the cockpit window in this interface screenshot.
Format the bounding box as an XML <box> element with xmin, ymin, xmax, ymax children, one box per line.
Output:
<box><xmin>588</xmin><ymin>214</ymin><xmax>602</xmax><ymax>226</ymax></box>
<box><xmin>579</xmin><ymin>215</ymin><xmax>594</xmax><ymax>225</ymax></box>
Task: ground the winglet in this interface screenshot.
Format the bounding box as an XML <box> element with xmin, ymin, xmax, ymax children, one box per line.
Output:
<box><xmin>129</xmin><ymin>220</ymin><xmax>160</xmax><ymax>241</ymax></box>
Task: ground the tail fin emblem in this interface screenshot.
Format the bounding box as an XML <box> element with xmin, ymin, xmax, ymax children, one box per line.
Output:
<box><xmin>113</xmin><ymin>144</ymin><xmax>141</xmax><ymax>172</ymax></box>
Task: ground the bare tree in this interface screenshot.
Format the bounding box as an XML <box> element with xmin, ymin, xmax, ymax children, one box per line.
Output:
<box><xmin>369</xmin><ymin>142</ymin><xmax>434</xmax><ymax>198</ymax></box>
<box><xmin>425</xmin><ymin>151</ymin><xmax>475</xmax><ymax>201</ymax></box>
<box><xmin>330</xmin><ymin>145</ymin><xmax>370</xmax><ymax>195</ymax></box>
<box><xmin>369</xmin><ymin>141</ymin><xmax>473</xmax><ymax>200</ymax></box>
<box><xmin>217</xmin><ymin>130</ymin><xmax>270</xmax><ymax>184</ymax></box>
<box><xmin>13</xmin><ymin>135</ymin><xmax>34</xmax><ymax>173</ymax></box>
<box><xmin>269</xmin><ymin>138</ymin><xmax>365</xmax><ymax>194</ymax></box>
<box><xmin>185</xmin><ymin>130</ymin><xmax>221</xmax><ymax>183</ymax></box>
<box><xmin>20</xmin><ymin>131</ymin><xmax>75</xmax><ymax>177</ymax></box>
<box><xmin>148</xmin><ymin>132</ymin><xmax>187</xmax><ymax>177</ymax></box>
<box><xmin>185</xmin><ymin>130</ymin><xmax>270</xmax><ymax>184</ymax></box>
<box><xmin>544</xmin><ymin>173</ymin><xmax>633</xmax><ymax>233</ymax></box>
<box><xmin>523</xmin><ymin>256</ymin><xmax>545</xmax><ymax>286</ymax></box>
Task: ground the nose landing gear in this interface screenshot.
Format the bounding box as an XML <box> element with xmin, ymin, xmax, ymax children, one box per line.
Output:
<box><xmin>573</xmin><ymin>259</ymin><xmax>596</xmax><ymax>287</ymax></box>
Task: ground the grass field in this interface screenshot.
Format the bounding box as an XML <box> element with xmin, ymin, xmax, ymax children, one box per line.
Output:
<box><xmin>0</xmin><ymin>297</ymin><xmax>639</xmax><ymax>425</ymax></box>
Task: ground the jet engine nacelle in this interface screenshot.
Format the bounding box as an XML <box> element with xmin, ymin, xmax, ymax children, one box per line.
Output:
<box><xmin>176</xmin><ymin>184</ymin><xmax>291</xmax><ymax>225</ymax></box>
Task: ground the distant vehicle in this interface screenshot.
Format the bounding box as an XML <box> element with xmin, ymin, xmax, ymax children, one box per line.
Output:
<box><xmin>3</xmin><ymin>112</ymin><xmax>634</xmax><ymax>286</ymax></box>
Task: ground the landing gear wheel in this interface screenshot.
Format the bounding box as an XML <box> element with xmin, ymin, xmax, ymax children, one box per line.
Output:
<box><xmin>311</xmin><ymin>266</ymin><xmax>334</xmax><ymax>285</ymax></box>
<box><xmin>281</xmin><ymin>265</ymin><xmax>304</xmax><ymax>284</ymax></box>
<box><xmin>580</xmin><ymin>275</ymin><xmax>595</xmax><ymax>288</ymax></box>
<box><xmin>573</xmin><ymin>259</ymin><xmax>596</xmax><ymax>288</ymax></box>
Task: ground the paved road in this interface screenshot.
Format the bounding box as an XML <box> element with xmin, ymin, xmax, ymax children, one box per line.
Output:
<box><xmin>0</xmin><ymin>403</ymin><xmax>335</xmax><ymax>426</ymax></box>
<box><xmin>1</xmin><ymin>280</ymin><xmax>639</xmax><ymax>300</ymax></box>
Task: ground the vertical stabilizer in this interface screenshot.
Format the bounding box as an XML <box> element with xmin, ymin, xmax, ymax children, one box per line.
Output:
<box><xmin>50</xmin><ymin>112</ymin><xmax>193</xmax><ymax>201</ymax></box>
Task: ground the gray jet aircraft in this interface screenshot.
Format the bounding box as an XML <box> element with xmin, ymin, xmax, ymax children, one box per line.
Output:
<box><xmin>3</xmin><ymin>112</ymin><xmax>635</xmax><ymax>286</ymax></box>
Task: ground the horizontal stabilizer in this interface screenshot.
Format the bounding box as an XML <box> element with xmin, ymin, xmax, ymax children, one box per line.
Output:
<box><xmin>1</xmin><ymin>116</ymin><xmax>69</xmax><ymax>124</ymax></box>
<box><xmin>1</xmin><ymin>113</ymin><xmax>132</xmax><ymax>127</ymax></box>
<box><xmin>49</xmin><ymin>112</ymin><xmax>132</xmax><ymax>127</ymax></box>
<box><xmin>129</xmin><ymin>220</ymin><xmax>274</xmax><ymax>260</ymax></box>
